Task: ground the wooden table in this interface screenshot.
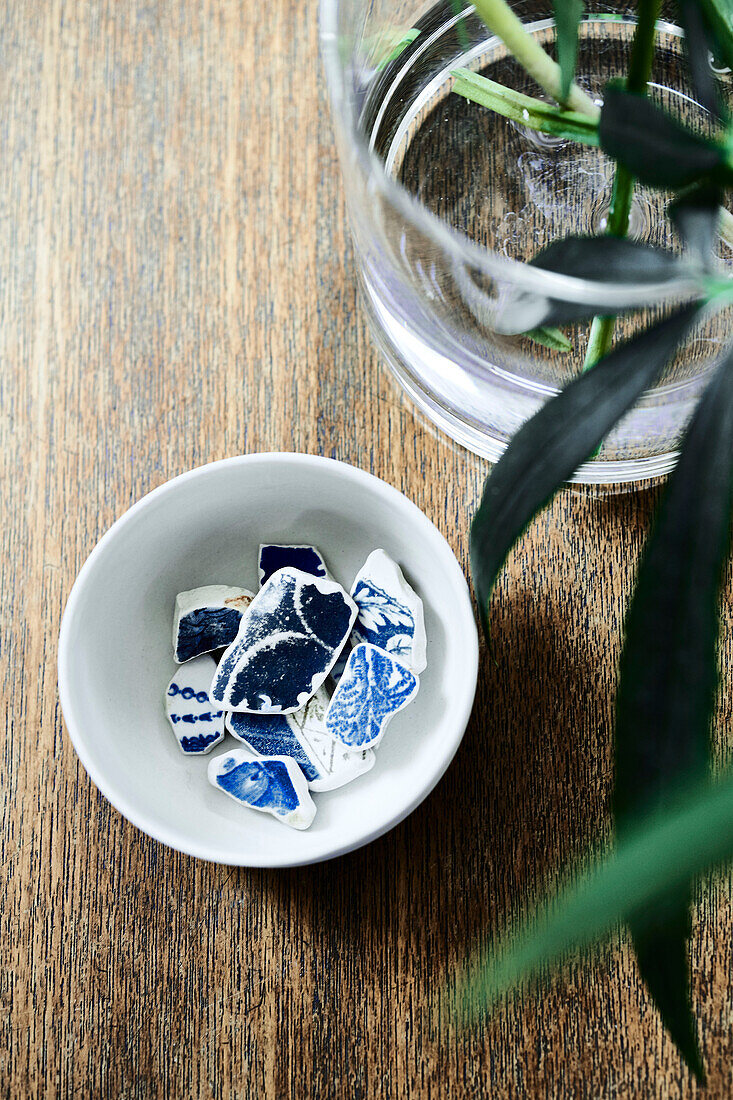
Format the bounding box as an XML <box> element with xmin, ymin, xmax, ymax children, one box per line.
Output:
<box><xmin>3</xmin><ymin>1</ymin><xmax>731</xmax><ymax>1095</ymax></box>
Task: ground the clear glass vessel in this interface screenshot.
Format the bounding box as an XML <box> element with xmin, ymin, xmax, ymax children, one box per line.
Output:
<box><xmin>320</xmin><ymin>0</ymin><xmax>732</xmax><ymax>483</ymax></box>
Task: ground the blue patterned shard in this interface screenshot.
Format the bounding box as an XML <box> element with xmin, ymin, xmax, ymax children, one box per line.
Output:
<box><xmin>325</xmin><ymin>642</ymin><xmax>419</xmax><ymax>749</ymax></box>
<box><xmin>215</xmin><ymin>756</ymin><xmax>299</xmax><ymax>812</ymax></box>
<box><xmin>259</xmin><ymin>544</ymin><xmax>327</xmax><ymax>586</ymax></box>
<box><xmin>165</xmin><ymin>655</ymin><xmax>225</xmax><ymax>754</ymax></box>
<box><xmin>173</xmin><ymin>586</ymin><xmax>254</xmax><ymax>663</ymax></box>
<box><xmin>227</xmin><ymin>690</ymin><xmax>376</xmax><ymax>791</ymax></box>
<box><xmin>176</xmin><ymin>607</ymin><xmax>241</xmax><ymax>663</ymax></box>
<box><xmin>329</xmin><ymin>651</ymin><xmax>349</xmax><ymax>688</ymax></box>
<box><xmin>350</xmin><ymin>550</ymin><xmax>426</xmax><ymax>674</ymax></box>
<box><xmin>208</xmin><ymin>749</ymin><xmax>316</xmax><ymax>829</ymax></box>
<box><xmin>180</xmin><ymin>730</ymin><xmax>221</xmax><ymax>753</ymax></box>
<box><xmin>211</xmin><ymin>567</ymin><xmax>357</xmax><ymax>713</ymax></box>
<box><xmin>227</xmin><ymin>711</ymin><xmax>320</xmax><ymax>782</ymax></box>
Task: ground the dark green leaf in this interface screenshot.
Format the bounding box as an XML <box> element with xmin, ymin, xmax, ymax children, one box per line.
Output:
<box><xmin>677</xmin><ymin>0</ymin><xmax>725</xmax><ymax>120</ymax></box>
<box><xmin>525</xmin><ymin>325</ymin><xmax>573</xmax><ymax>352</ymax></box>
<box><xmin>469</xmin><ymin>304</ymin><xmax>700</xmax><ymax>629</ymax></box>
<box><xmin>458</xmin><ymin>771</ymin><xmax>733</xmax><ymax>1016</ymax></box>
<box><xmin>631</xmin><ymin>903</ymin><xmax>702</xmax><ymax>1080</ymax></box>
<box><xmin>532</xmin><ymin>235</ymin><xmax>686</xmax><ymax>281</ymax></box>
<box><xmin>698</xmin><ymin>0</ymin><xmax>733</xmax><ymax>71</ymax></box>
<box><xmin>669</xmin><ymin>184</ymin><xmax>721</xmax><ymax>268</ymax></box>
<box><xmin>495</xmin><ymin>236</ymin><xmax>691</xmax><ymax>332</ymax></box>
<box><xmin>599</xmin><ymin>86</ymin><xmax>726</xmax><ymax>188</ymax></box>
<box><xmin>614</xmin><ymin>341</ymin><xmax>733</xmax><ymax>1080</ymax></box>
<box><xmin>554</xmin><ymin>0</ymin><xmax>584</xmax><ymax>102</ymax></box>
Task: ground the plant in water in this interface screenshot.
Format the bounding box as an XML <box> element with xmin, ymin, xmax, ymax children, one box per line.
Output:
<box><xmin>443</xmin><ymin>0</ymin><xmax>733</xmax><ymax>1082</ymax></box>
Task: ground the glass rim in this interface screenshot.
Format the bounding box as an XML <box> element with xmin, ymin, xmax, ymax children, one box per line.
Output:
<box><xmin>319</xmin><ymin>1</ymin><xmax>703</xmax><ymax>310</ymax></box>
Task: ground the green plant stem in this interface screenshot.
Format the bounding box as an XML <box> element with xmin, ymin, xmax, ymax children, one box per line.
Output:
<box><xmin>465</xmin><ymin>0</ymin><xmax>733</xmax><ymax>351</ymax></box>
<box><xmin>471</xmin><ymin>0</ymin><xmax>600</xmax><ymax>116</ymax></box>
<box><xmin>583</xmin><ymin>0</ymin><xmax>662</xmax><ymax>370</ymax></box>
<box><xmin>451</xmin><ymin>69</ymin><xmax>599</xmax><ymax>143</ymax></box>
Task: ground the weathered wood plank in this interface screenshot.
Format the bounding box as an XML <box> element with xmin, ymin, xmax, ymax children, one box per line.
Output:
<box><xmin>1</xmin><ymin>1</ymin><xmax>731</xmax><ymax>1096</ymax></box>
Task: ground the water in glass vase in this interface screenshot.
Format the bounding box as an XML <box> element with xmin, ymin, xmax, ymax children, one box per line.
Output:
<box><xmin>337</xmin><ymin>1</ymin><xmax>733</xmax><ymax>478</ymax></box>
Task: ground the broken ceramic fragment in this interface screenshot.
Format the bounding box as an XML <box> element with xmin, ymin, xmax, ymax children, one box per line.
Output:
<box><xmin>207</xmin><ymin>748</ymin><xmax>316</xmax><ymax>829</ymax></box>
<box><xmin>350</xmin><ymin>549</ymin><xmax>427</xmax><ymax>674</ymax></box>
<box><xmin>328</xmin><ymin>652</ymin><xmax>349</xmax><ymax>689</ymax></box>
<box><xmin>325</xmin><ymin>642</ymin><xmax>419</xmax><ymax>749</ymax></box>
<box><xmin>165</xmin><ymin>654</ymin><xmax>225</xmax><ymax>754</ymax></box>
<box><xmin>258</xmin><ymin>544</ymin><xmax>328</xmax><ymax>586</ymax></box>
<box><xmin>173</xmin><ymin>585</ymin><xmax>255</xmax><ymax>663</ymax></box>
<box><xmin>226</xmin><ymin>709</ymin><xmax>319</xmax><ymax>783</ymax></box>
<box><xmin>227</xmin><ymin>686</ymin><xmax>375</xmax><ymax>791</ymax></box>
<box><xmin>211</xmin><ymin>567</ymin><xmax>357</xmax><ymax>714</ymax></box>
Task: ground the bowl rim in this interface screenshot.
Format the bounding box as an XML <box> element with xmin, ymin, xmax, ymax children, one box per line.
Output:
<box><xmin>58</xmin><ymin>452</ymin><xmax>480</xmax><ymax>866</ymax></box>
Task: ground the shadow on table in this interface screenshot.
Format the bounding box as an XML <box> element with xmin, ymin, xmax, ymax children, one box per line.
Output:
<box><xmin>221</xmin><ymin>482</ymin><xmax>670</xmax><ymax>1036</ymax></box>
<box><xmin>249</xmin><ymin>580</ymin><xmax>617</xmax><ymax>972</ymax></box>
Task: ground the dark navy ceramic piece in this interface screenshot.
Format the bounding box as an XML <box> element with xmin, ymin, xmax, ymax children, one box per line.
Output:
<box><xmin>258</xmin><ymin>544</ymin><xmax>328</xmax><ymax>586</ymax></box>
<box><xmin>176</xmin><ymin>606</ymin><xmax>241</xmax><ymax>663</ymax></box>
<box><xmin>227</xmin><ymin>711</ymin><xmax>320</xmax><ymax>783</ymax></box>
<box><xmin>173</xmin><ymin>585</ymin><xmax>254</xmax><ymax>663</ymax></box>
<box><xmin>211</xmin><ymin>567</ymin><xmax>356</xmax><ymax>713</ymax></box>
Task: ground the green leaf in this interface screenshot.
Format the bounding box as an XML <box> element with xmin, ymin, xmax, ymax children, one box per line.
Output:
<box><xmin>374</xmin><ymin>28</ymin><xmax>420</xmax><ymax>71</ymax></box>
<box><xmin>525</xmin><ymin>325</ymin><xmax>573</xmax><ymax>352</ymax></box>
<box><xmin>554</xmin><ymin>0</ymin><xmax>584</xmax><ymax>102</ymax></box>
<box><xmin>457</xmin><ymin>771</ymin><xmax>733</xmax><ymax>1016</ymax></box>
<box><xmin>495</xmin><ymin>235</ymin><xmax>691</xmax><ymax>333</ymax></box>
<box><xmin>677</xmin><ymin>0</ymin><xmax>725</xmax><ymax>121</ymax></box>
<box><xmin>698</xmin><ymin>0</ymin><xmax>733</xmax><ymax>70</ymax></box>
<box><xmin>532</xmin><ymin>235</ymin><xmax>686</xmax><ymax>282</ymax></box>
<box><xmin>599</xmin><ymin>85</ymin><xmax>727</xmax><ymax>188</ymax></box>
<box><xmin>451</xmin><ymin>69</ymin><xmax>599</xmax><ymax>145</ymax></box>
<box><xmin>614</xmin><ymin>341</ymin><xmax>733</xmax><ymax>1080</ymax></box>
<box><xmin>469</xmin><ymin>304</ymin><xmax>700</xmax><ymax>631</ymax></box>
<box><xmin>669</xmin><ymin>185</ymin><xmax>721</xmax><ymax>269</ymax></box>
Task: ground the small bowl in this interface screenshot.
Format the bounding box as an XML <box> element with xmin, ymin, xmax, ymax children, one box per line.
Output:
<box><xmin>58</xmin><ymin>453</ymin><xmax>479</xmax><ymax>866</ymax></box>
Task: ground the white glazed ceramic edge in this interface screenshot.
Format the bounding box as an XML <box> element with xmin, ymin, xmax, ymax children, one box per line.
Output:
<box><xmin>58</xmin><ymin>453</ymin><xmax>479</xmax><ymax>867</ymax></box>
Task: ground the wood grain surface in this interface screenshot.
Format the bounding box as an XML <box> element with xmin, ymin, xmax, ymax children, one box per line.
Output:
<box><xmin>2</xmin><ymin>1</ymin><xmax>732</xmax><ymax>1096</ymax></box>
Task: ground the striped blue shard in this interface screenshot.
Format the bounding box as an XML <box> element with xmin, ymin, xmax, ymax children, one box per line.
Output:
<box><xmin>227</xmin><ymin>712</ymin><xmax>320</xmax><ymax>783</ymax></box>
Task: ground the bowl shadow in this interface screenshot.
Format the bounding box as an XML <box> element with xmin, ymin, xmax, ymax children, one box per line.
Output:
<box><xmin>233</xmin><ymin>581</ymin><xmax>617</xmax><ymax>986</ymax></box>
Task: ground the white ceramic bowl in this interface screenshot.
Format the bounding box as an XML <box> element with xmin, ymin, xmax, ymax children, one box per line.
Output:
<box><xmin>58</xmin><ymin>453</ymin><xmax>479</xmax><ymax>866</ymax></box>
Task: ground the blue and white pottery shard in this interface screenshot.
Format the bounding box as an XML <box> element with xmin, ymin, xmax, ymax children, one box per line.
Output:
<box><xmin>227</xmin><ymin>686</ymin><xmax>375</xmax><ymax>791</ymax></box>
<box><xmin>350</xmin><ymin>549</ymin><xmax>427</xmax><ymax>674</ymax></box>
<box><xmin>211</xmin><ymin>567</ymin><xmax>357</xmax><ymax>714</ymax></box>
<box><xmin>325</xmin><ymin>642</ymin><xmax>419</xmax><ymax>750</ymax></box>
<box><xmin>288</xmin><ymin>687</ymin><xmax>375</xmax><ymax>791</ymax></box>
<box><xmin>173</xmin><ymin>585</ymin><xmax>255</xmax><ymax>663</ymax></box>
<box><xmin>207</xmin><ymin>748</ymin><xmax>316</xmax><ymax>830</ymax></box>
<box><xmin>258</xmin><ymin>544</ymin><xmax>328</xmax><ymax>587</ymax></box>
<box><xmin>165</xmin><ymin>654</ymin><xmax>225</xmax><ymax>754</ymax></box>
<box><xmin>226</xmin><ymin>708</ymin><xmax>320</xmax><ymax>784</ymax></box>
